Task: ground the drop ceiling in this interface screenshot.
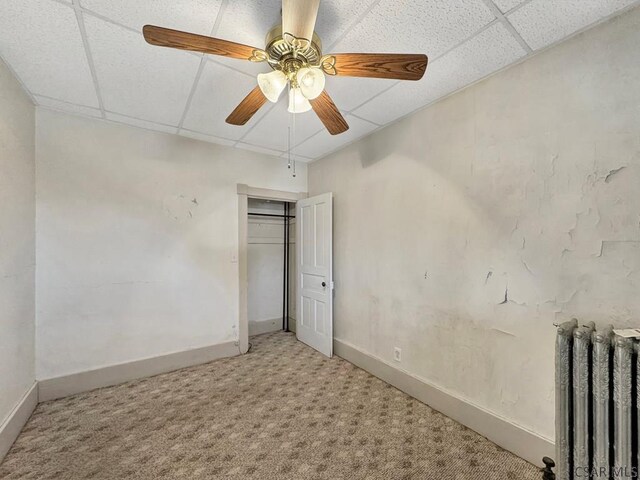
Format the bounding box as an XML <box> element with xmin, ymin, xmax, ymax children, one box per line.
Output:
<box><xmin>1</xmin><ymin>0</ymin><xmax>638</xmax><ymax>161</ymax></box>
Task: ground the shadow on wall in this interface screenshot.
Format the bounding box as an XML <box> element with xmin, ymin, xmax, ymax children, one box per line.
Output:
<box><xmin>355</xmin><ymin>118</ymin><xmax>417</xmax><ymax>169</ymax></box>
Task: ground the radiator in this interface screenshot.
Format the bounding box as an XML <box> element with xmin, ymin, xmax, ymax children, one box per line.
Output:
<box><xmin>555</xmin><ymin>319</ymin><xmax>638</xmax><ymax>480</ymax></box>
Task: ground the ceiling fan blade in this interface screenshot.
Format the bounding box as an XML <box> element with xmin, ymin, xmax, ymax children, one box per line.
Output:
<box><xmin>310</xmin><ymin>91</ymin><xmax>349</xmax><ymax>136</ymax></box>
<box><xmin>226</xmin><ymin>86</ymin><xmax>268</xmax><ymax>126</ymax></box>
<box><xmin>282</xmin><ymin>0</ymin><xmax>320</xmax><ymax>41</ymax></box>
<box><xmin>323</xmin><ymin>53</ymin><xmax>428</xmax><ymax>81</ymax></box>
<box><xmin>143</xmin><ymin>25</ymin><xmax>265</xmax><ymax>61</ymax></box>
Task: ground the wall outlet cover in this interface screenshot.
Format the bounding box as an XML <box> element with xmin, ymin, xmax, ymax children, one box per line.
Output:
<box><xmin>393</xmin><ymin>347</ymin><xmax>402</xmax><ymax>362</ymax></box>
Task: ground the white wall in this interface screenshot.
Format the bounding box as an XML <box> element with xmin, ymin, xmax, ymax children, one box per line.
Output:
<box><xmin>0</xmin><ymin>60</ymin><xmax>35</xmax><ymax>425</ymax></box>
<box><xmin>36</xmin><ymin>110</ymin><xmax>306</xmax><ymax>380</ymax></box>
<box><xmin>309</xmin><ymin>7</ymin><xmax>640</xmax><ymax>442</ymax></box>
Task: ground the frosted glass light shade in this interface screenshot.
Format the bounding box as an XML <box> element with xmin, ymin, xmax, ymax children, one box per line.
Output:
<box><xmin>288</xmin><ymin>88</ymin><xmax>312</xmax><ymax>113</ymax></box>
<box><xmin>257</xmin><ymin>70</ymin><xmax>288</xmax><ymax>103</ymax></box>
<box><xmin>296</xmin><ymin>67</ymin><xmax>325</xmax><ymax>100</ymax></box>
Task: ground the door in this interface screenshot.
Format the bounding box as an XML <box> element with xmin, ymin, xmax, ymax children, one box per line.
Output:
<box><xmin>296</xmin><ymin>193</ymin><xmax>333</xmax><ymax>357</ymax></box>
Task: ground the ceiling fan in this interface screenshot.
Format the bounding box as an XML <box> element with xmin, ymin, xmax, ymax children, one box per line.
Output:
<box><xmin>143</xmin><ymin>0</ymin><xmax>428</xmax><ymax>135</ymax></box>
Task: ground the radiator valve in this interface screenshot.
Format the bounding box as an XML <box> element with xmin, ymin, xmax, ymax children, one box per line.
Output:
<box><xmin>541</xmin><ymin>457</ymin><xmax>555</xmax><ymax>480</ymax></box>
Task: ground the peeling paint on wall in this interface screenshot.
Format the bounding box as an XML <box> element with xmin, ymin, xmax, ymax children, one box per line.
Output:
<box><xmin>309</xmin><ymin>7</ymin><xmax>640</xmax><ymax>442</ymax></box>
<box><xmin>604</xmin><ymin>166</ymin><xmax>627</xmax><ymax>183</ymax></box>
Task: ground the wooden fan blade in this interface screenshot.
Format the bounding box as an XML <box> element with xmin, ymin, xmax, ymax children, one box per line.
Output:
<box><xmin>143</xmin><ymin>25</ymin><xmax>263</xmax><ymax>61</ymax></box>
<box><xmin>310</xmin><ymin>91</ymin><xmax>349</xmax><ymax>136</ymax></box>
<box><xmin>226</xmin><ymin>86</ymin><xmax>268</xmax><ymax>126</ymax></box>
<box><xmin>282</xmin><ymin>0</ymin><xmax>320</xmax><ymax>41</ymax></box>
<box><xmin>325</xmin><ymin>53</ymin><xmax>428</xmax><ymax>81</ymax></box>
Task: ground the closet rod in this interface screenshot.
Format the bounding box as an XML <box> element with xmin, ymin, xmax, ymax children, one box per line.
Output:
<box><xmin>248</xmin><ymin>213</ymin><xmax>295</xmax><ymax>218</ymax></box>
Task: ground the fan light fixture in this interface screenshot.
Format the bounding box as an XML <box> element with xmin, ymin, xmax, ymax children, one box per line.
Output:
<box><xmin>288</xmin><ymin>87</ymin><xmax>312</xmax><ymax>113</ymax></box>
<box><xmin>143</xmin><ymin>0</ymin><xmax>428</xmax><ymax>135</ymax></box>
<box><xmin>258</xmin><ymin>66</ymin><xmax>323</xmax><ymax>113</ymax></box>
<box><xmin>257</xmin><ymin>70</ymin><xmax>288</xmax><ymax>103</ymax></box>
<box><xmin>296</xmin><ymin>67</ymin><xmax>325</xmax><ymax>100</ymax></box>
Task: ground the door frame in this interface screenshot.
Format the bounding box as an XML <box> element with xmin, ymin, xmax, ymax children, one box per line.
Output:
<box><xmin>237</xmin><ymin>184</ymin><xmax>307</xmax><ymax>353</ymax></box>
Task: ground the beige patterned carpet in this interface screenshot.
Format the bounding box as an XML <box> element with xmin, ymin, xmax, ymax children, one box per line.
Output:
<box><xmin>0</xmin><ymin>332</ymin><xmax>540</xmax><ymax>479</ymax></box>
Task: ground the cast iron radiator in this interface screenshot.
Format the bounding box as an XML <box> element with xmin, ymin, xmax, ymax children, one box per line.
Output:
<box><xmin>555</xmin><ymin>319</ymin><xmax>639</xmax><ymax>480</ymax></box>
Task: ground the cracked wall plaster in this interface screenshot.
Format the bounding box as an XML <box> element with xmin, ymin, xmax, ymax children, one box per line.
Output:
<box><xmin>308</xmin><ymin>7</ymin><xmax>640</xmax><ymax>442</ymax></box>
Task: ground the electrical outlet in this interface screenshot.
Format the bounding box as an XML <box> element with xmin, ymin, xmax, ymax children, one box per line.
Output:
<box><xmin>393</xmin><ymin>347</ymin><xmax>402</xmax><ymax>362</ymax></box>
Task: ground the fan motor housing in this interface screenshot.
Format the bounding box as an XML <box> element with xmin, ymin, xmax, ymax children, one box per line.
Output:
<box><xmin>265</xmin><ymin>25</ymin><xmax>323</xmax><ymax>71</ymax></box>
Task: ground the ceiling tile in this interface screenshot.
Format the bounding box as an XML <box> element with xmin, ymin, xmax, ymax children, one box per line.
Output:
<box><xmin>181</xmin><ymin>61</ymin><xmax>267</xmax><ymax>140</ymax></box>
<box><xmin>84</xmin><ymin>16</ymin><xmax>201</xmax><ymax>125</ymax></box>
<box><xmin>211</xmin><ymin>0</ymin><xmax>379</xmax><ymax>74</ymax></box>
<box><xmin>80</xmin><ymin>0</ymin><xmax>223</xmax><ymax>35</ymax></box>
<box><xmin>179</xmin><ymin>129</ymin><xmax>235</xmax><ymax>146</ymax></box>
<box><xmin>492</xmin><ymin>0</ymin><xmax>528</xmax><ymax>14</ymax></box>
<box><xmin>293</xmin><ymin>115</ymin><xmax>378</xmax><ymax>159</ymax></box>
<box><xmin>332</xmin><ymin>0</ymin><xmax>495</xmax><ymax>59</ymax></box>
<box><xmin>105</xmin><ymin>112</ymin><xmax>178</xmax><ymax>134</ymax></box>
<box><xmin>204</xmin><ymin>0</ymin><xmax>380</xmax><ymax>52</ymax></box>
<box><xmin>0</xmin><ymin>0</ymin><xmax>98</xmax><ymax>106</ymax></box>
<box><xmin>205</xmin><ymin>56</ymin><xmax>268</xmax><ymax>78</ymax></box>
<box><xmin>3</xmin><ymin>0</ymin><xmax>635</xmax><ymax>160</ymax></box>
<box><xmin>508</xmin><ymin>0</ymin><xmax>638</xmax><ymax>50</ymax></box>
<box><xmin>80</xmin><ymin>0</ymin><xmax>265</xmax><ymax>78</ymax></box>
<box><xmin>353</xmin><ymin>22</ymin><xmax>527</xmax><ymax>125</ymax></box>
<box><xmin>324</xmin><ymin>75</ymin><xmax>397</xmax><ymax>115</ymax></box>
<box><xmin>215</xmin><ymin>0</ymin><xmax>280</xmax><ymax>50</ymax></box>
<box><xmin>316</xmin><ymin>0</ymin><xmax>380</xmax><ymax>49</ymax></box>
<box><xmin>35</xmin><ymin>96</ymin><xmax>102</xmax><ymax>119</ymax></box>
<box><xmin>242</xmin><ymin>99</ymin><xmax>324</xmax><ymax>152</ymax></box>
<box><xmin>211</xmin><ymin>0</ymin><xmax>281</xmax><ymax>76</ymax></box>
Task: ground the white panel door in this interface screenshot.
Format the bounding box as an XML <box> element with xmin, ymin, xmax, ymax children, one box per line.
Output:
<box><xmin>296</xmin><ymin>193</ymin><xmax>333</xmax><ymax>357</ymax></box>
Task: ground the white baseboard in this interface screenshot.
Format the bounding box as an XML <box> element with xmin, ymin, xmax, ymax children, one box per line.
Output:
<box><xmin>333</xmin><ymin>338</ymin><xmax>554</xmax><ymax>467</ymax></box>
<box><xmin>39</xmin><ymin>341</ymin><xmax>239</xmax><ymax>402</ymax></box>
<box><xmin>0</xmin><ymin>382</ymin><xmax>38</xmax><ymax>463</ymax></box>
<box><xmin>249</xmin><ymin>318</ymin><xmax>282</xmax><ymax>336</ymax></box>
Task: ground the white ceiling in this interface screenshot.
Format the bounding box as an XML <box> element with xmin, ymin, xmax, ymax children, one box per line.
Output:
<box><xmin>1</xmin><ymin>0</ymin><xmax>638</xmax><ymax>161</ymax></box>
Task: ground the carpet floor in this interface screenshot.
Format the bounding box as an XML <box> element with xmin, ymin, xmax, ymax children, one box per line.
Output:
<box><xmin>0</xmin><ymin>332</ymin><xmax>540</xmax><ymax>479</ymax></box>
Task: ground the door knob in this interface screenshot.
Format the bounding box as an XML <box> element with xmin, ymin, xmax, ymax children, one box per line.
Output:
<box><xmin>322</xmin><ymin>281</ymin><xmax>326</xmax><ymax>287</ymax></box>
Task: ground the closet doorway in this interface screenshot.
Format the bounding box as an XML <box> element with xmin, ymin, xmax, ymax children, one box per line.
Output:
<box><xmin>247</xmin><ymin>198</ymin><xmax>296</xmax><ymax>336</ymax></box>
<box><xmin>237</xmin><ymin>184</ymin><xmax>307</xmax><ymax>354</ymax></box>
<box><xmin>237</xmin><ymin>184</ymin><xmax>334</xmax><ymax>358</ymax></box>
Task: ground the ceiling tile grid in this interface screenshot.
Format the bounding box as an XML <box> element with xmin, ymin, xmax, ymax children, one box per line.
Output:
<box><xmin>492</xmin><ymin>0</ymin><xmax>528</xmax><ymax>14</ymax></box>
<box><xmin>34</xmin><ymin>95</ymin><xmax>103</xmax><ymax>119</ymax></box>
<box><xmin>352</xmin><ymin>21</ymin><xmax>528</xmax><ymax>125</ymax></box>
<box><xmin>293</xmin><ymin>114</ymin><xmax>379</xmax><ymax>159</ymax></box>
<box><xmin>179</xmin><ymin>129</ymin><xmax>235</xmax><ymax>146</ymax></box>
<box><xmin>104</xmin><ymin>112</ymin><xmax>178</xmax><ymax>135</ymax></box>
<box><xmin>240</xmin><ymin>100</ymin><xmax>325</xmax><ymax>152</ymax></box>
<box><xmin>84</xmin><ymin>16</ymin><xmax>203</xmax><ymax>125</ymax></box>
<box><xmin>180</xmin><ymin>60</ymin><xmax>269</xmax><ymax>141</ymax></box>
<box><xmin>507</xmin><ymin>0</ymin><xmax>639</xmax><ymax>50</ymax></box>
<box><xmin>0</xmin><ymin>0</ymin><xmax>99</xmax><ymax>107</ymax></box>
<box><xmin>1</xmin><ymin>0</ymin><xmax>638</xmax><ymax>161</ymax></box>
<box><xmin>79</xmin><ymin>0</ymin><xmax>222</xmax><ymax>35</ymax></box>
<box><xmin>330</xmin><ymin>0</ymin><xmax>496</xmax><ymax>59</ymax></box>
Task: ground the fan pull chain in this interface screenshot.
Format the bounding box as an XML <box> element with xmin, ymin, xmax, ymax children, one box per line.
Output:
<box><xmin>286</xmin><ymin>89</ymin><xmax>296</xmax><ymax>178</ymax></box>
<box><xmin>287</xmin><ymin>84</ymin><xmax>292</xmax><ymax>172</ymax></box>
<box><xmin>287</xmin><ymin>125</ymin><xmax>291</xmax><ymax>170</ymax></box>
<box><xmin>292</xmin><ymin>107</ymin><xmax>296</xmax><ymax>178</ymax></box>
